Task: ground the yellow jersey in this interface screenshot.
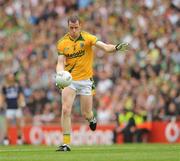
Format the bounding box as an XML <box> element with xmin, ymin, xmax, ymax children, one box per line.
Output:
<box><xmin>56</xmin><ymin>31</ymin><xmax>98</xmax><ymax>80</ymax></box>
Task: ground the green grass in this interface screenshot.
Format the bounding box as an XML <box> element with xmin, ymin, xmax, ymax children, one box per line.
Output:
<box><xmin>0</xmin><ymin>144</ymin><xmax>180</xmax><ymax>161</ymax></box>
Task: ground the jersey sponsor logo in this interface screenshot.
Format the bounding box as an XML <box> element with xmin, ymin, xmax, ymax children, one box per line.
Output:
<box><xmin>66</xmin><ymin>50</ymin><xmax>85</xmax><ymax>59</ymax></box>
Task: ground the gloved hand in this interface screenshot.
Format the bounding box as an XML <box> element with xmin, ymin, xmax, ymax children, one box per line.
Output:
<box><xmin>55</xmin><ymin>72</ymin><xmax>64</xmax><ymax>90</ymax></box>
<box><xmin>55</xmin><ymin>71</ymin><xmax>72</xmax><ymax>90</ymax></box>
<box><xmin>115</xmin><ymin>42</ymin><xmax>129</xmax><ymax>52</ymax></box>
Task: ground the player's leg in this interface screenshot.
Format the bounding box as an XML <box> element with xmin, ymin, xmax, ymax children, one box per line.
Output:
<box><xmin>16</xmin><ymin>109</ymin><xmax>23</xmax><ymax>145</ymax></box>
<box><xmin>80</xmin><ymin>95</ymin><xmax>93</xmax><ymax>120</ymax></box>
<box><xmin>56</xmin><ymin>87</ymin><xmax>76</xmax><ymax>151</ymax></box>
<box><xmin>3</xmin><ymin>109</ymin><xmax>13</xmax><ymax>145</ymax></box>
<box><xmin>80</xmin><ymin>95</ymin><xmax>97</xmax><ymax>131</ymax></box>
<box><xmin>61</xmin><ymin>87</ymin><xmax>76</xmax><ymax>144</ymax></box>
<box><xmin>3</xmin><ymin>118</ymin><xmax>11</xmax><ymax>145</ymax></box>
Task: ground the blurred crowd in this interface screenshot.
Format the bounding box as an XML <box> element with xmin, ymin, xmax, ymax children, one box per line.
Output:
<box><xmin>0</xmin><ymin>0</ymin><xmax>180</xmax><ymax>125</ymax></box>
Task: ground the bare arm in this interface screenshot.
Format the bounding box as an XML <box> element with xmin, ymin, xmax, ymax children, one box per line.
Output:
<box><xmin>56</xmin><ymin>55</ymin><xmax>65</xmax><ymax>73</ymax></box>
<box><xmin>0</xmin><ymin>93</ymin><xmax>4</xmax><ymax>109</ymax></box>
<box><xmin>55</xmin><ymin>55</ymin><xmax>67</xmax><ymax>89</ymax></box>
<box><xmin>95</xmin><ymin>41</ymin><xmax>116</xmax><ymax>53</ymax></box>
<box><xmin>18</xmin><ymin>93</ymin><xmax>26</xmax><ymax>108</ymax></box>
<box><xmin>95</xmin><ymin>41</ymin><xmax>129</xmax><ymax>53</ymax></box>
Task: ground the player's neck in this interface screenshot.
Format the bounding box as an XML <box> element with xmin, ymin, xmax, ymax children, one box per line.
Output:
<box><xmin>69</xmin><ymin>33</ymin><xmax>81</xmax><ymax>41</ymax></box>
<box><xmin>6</xmin><ymin>81</ymin><xmax>15</xmax><ymax>87</ymax></box>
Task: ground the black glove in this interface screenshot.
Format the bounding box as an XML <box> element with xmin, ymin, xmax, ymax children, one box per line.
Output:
<box><xmin>115</xmin><ymin>42</ymin><xmax>129</xmax><ymax>52</ymax></box>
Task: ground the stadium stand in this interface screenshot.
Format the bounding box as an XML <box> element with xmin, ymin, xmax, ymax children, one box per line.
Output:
<box><xmin>0</xmin><ymin>0</ymin><xmax>179</xmax><ymax>129</ymax></box>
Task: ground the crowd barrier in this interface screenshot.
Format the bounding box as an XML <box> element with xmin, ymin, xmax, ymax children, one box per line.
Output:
<box><xmin>6</xmin><ymin>121</ymin><xmax>180</xmax><ymax>145</ymax></box>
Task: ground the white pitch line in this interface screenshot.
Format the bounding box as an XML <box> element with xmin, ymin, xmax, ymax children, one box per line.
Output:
<box><xmin>0</xmin><ymin>149</ymin><xmax>53</xmax><ymax>152</ymax></box>
<box><xmin>0</xmin><ymin>145</ymin><xmax>124</xmax><ymax>152</ymax></box>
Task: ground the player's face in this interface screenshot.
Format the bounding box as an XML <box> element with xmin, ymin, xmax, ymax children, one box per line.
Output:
<box><xmin>68</xmin><ymin>21</ymin><xmax>81</xmax><ymax>39</ymax></box>
<box><xmin>6</xmin><ymin>73</ymin><xmax>15</xmax><ymax>83</ymax></box>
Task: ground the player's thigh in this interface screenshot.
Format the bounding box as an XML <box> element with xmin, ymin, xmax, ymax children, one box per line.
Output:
<box><xmin>16</xmin><ymin>109</ymin><xmax>23</xmax><ymax>126</ymax></box>
<box><xmin>6</xmin><ymin>109</ymin><xmax>15</xmax><ymax>120</ymax></box>
<box><xmin>80</xmin><ymin>95</ymin><xmax>93</xmax><ymax>113</ymax></box>
<box><xmin>62</xmin><ymin>87</ymin><xmax>76</xmax><ymax>109</ymax></box>
<box><xmin>5</xmin><ymin>109</ymin><xmax>15</xmax><ymax>125</ymax></box>
<box><xmin>15</xmin><ymin>109</ymin><xmax>22</xmax><ymax>118</ymax></box>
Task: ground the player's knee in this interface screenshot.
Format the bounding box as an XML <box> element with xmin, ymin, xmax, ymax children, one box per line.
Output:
<box><xmin>62</xmin><ymin>106</ymin><xmax>71</xmax><ymax>116</ymax></box>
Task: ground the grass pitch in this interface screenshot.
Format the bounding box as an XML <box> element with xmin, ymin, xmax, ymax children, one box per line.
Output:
<box><xmin>0</xmin><ymin>144</ymin><xmax>180</xmax><ymax>161</ymax></box>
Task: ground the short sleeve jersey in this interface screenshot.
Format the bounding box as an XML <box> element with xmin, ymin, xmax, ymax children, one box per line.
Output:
<box><xmin>56</xmin><ymin>31</ymin><xmax>98</xmax><ymax>80</ymax></box>
<box><xmin>2</xmin><ymin>85</ymin><xmax>22</xmax><ymax>109</ymax></box>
